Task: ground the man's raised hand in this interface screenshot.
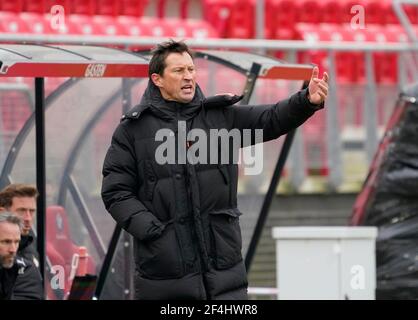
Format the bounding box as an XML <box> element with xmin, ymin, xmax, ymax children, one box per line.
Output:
<box><xmin>308</xmin><ymin>66</ymin><xmax>329</xmax><ymax>105</ymax></box>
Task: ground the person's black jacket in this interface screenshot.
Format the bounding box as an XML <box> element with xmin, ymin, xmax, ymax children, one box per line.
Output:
<box><xmin>10</xmin><ymin>229</ymin><xmax>43</xmax><ymax>300</ymax></box>
<box><xmin>0</xmin><ymin>257</ymin><xmax>43</xmax><ymax>300</ymax></box>
<box><xmin>101</xmin><ymin>81</ymin><xmax>323</xmax><ymax>299</ymax></box>
<box><xmin>18</xmin><ymin>229</ymin><xmax>40</xmax><ymax>268</ymax></box>
<box><xmin>0</xmin><ymin>263</ymin><xmax>19</xmax><ymax>300</ymax></box>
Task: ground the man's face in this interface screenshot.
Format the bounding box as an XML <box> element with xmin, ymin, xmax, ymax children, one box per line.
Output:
<box><xmin>0</xmin><ymin>222</ymin><xmax>20</xmax><ymax>268</ymax></box>
<box><xmin>152</xmin><ymin>52</ymin><xmax>196</xmax><ymax>103</ymax></box>
<box><xmin>8</xmin><ymin>197</ymin><xmax>36</xmax><ymax>236</ymax></box>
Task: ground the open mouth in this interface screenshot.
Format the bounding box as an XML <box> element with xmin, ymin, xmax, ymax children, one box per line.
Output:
<box><xmin>181</xmin><ymin>85</ymin><xmax>194</xmax><ymax>93</ymax></box>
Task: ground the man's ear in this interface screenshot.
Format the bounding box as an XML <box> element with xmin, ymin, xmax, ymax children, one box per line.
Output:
<box><xmin>151</xmin><ymin>73</ymin><xmax>163</xmax><ymax>88</ymax></box>
<box><xmin>0</xmin><ymin>207</ymin><xmax>6</xmax><ymax>212</ymax></box>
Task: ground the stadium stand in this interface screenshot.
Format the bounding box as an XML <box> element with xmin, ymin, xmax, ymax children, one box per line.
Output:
<box><xmin>1</xmin><ymin>0</ymin><xmax>416</xmax><ymax>182</ymax></box>
<box><xmin>1</xmin><ymin>0</ymin><xmax>415</xmax><ymax>41</ymax></box>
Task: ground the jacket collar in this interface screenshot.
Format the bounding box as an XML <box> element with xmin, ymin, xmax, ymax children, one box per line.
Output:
<box><xmin>121</xmin><ymin>81</ymin><xmax>243</xmax><ymax>122</ymax></box>
<box><xmin>122</xmin><ymin>80</ymin><xmax>205</xmax><ymax>122</ymax></box>
<box><xmin>18</xmin><ymin>229</ymin><xmax>34</xmax><ymax>253</ymax></box>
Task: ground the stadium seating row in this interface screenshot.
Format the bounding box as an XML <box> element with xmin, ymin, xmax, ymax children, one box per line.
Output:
<box><xmin>0</xmin><ymin>0</ymin><xmax>148</xmax><ymax>16</ymax></box>
<box><xmin>294</xmin><ymin>23</ymin><xmax>417</xmax><ymax>84</ymax></box>
<box><xmin>203</xmin><ymin>0</ymin><xmax>418</xmax><ymax>39</ymax></box>
<box><xmin>0</xmin><ymin>11</ymin><xmax>218</xmax><ymax>39</ymax></box>
<box><xmin>1</xmin><ymin>0</ymin><xmax>418</xmax><ymax>40</ymax></box>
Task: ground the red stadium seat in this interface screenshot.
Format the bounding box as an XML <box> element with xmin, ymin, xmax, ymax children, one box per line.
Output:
<box><xmin>117</xmin><ymin>15</ymin><xmax>152</xmax><ymax>37</ymax></box>
<box><xmin>67</xmin><ymin>14</ymin><xmax>104</xmax><ymax>35</ymax></box>
<box><xmin>119</xmin><ymin>0</ymin><xmax>149</xmax><ymax>17</ymax></box>
<box><xmin>0</xmin><ymin>0</ymin><xmax>23</xmax><ymax>12</ymax></box>
<box><xmin>349</xmin><ymin>28</ymin><xmax>369</xmax><ymax>84</ymax></box>
<box><xmin>139</xmin><ymin>16</ymin><xmax>215</xmax><ymax>39</ymax></box>
<box><xmin>404</xmin><ymin>4</ymin><xmax>418</xmax><ymax>24</ymax></box>
<box><xmin>351</xmin><ymin>24</ymin><xmax>403</xmax><ymax>84</ymax></box>
<box><xmin>340</xmin><ymin>0</ymin><xmax>365</xmax><ymax>25</ymax></box>
<box><xmin>164</xmin><ymin>18</ymin><xmax>191</xmax><ymax>37</ymax></box>
<box><xmin>179</xmin><ymin>0</ymin><xmax>189</xmax><ymax>19</ymax></box>
<box><xmin>96</xmin><ymin>0</ymin><xmax>119</xmax><ymax>16</ymax></box>
<box><xmin>46</xmin><ymin>206</ymin><xmax>80</xmax><ymax>293</ymax></box>
<box><xmin>202</xmin><ymin>0</ymin><xmax>234</xmax><ymax>38</ymax></box>
<box><xmin>23</xmin><ymin>11</ymin><xmax>83</xmax><ymax>35</ymax></box>
<box><xmin>92</xmin><ymin>15</ymin><xmax>130</xmax><ymax>36</ymax></box>
<box><xmin>297</xmin><ymin>0</ymin><xmax>321</xmax><ymax>24</ymax></box>
<box><xmin>383</xmin><ymin>1</ymin><xmax>418</xmax><ymax>25</ymax></box>
<box><xmin>326</xmin><ymin>24</ymin><xmax>359</xmax><ymax>84</ymax></box>
<box><xmin>23</xmin><ymin>0</ymin><xmax>46</xmax><ymax>13</ymax></box>
<box><xmin>162</xmin><ymin>18</ymin><xmax>218</xmax><ymax>39</ymax></box>
<box><xmin>156</xmin><ymin>0</ymin><xmax>166</xmax><ymax>19</ymax></box>
<box><xmin>71</xmin><ymin>0</ymin><xmax>95</xmax><ymax>16</ymax></box>
<box><xmin>187</xmin><ymin>19</ymin><xmax>218</xmax><ymax>39</ymax></box>
<box><xmin>264</xmin><ymin>0</ymin><xmax>278</xmax><ymax>39</ymax></box>
<box><xmin>322</xmin><ymin>0</ymin><xmax>343</xmax><ymax>24</ymax></box>
<box><xmin>366</xmin><ymin>24</ymin><xmax>398</xmax><ymax>84</ymax></box>
<box><xmin>295</xmin><ymin>23</ymin><xmax>362</xmax><ymax>84</ymax></box>
<box><xmin>48</xmin><ymin>15</ymin><xmax>84</xmax><ymax>35</ymax></box>
<box><xmin>19</xmin><ymin>12</ymin><xmax>55</xmax><ymax>34</ymax></box>
<box><xmin>365</xmin><ymin>0</ymin><xmax>386</xmax><ymax>24</ymax></box>
<box><xmin>384</xmin><ymin>1</ymin><xmax>399</xmax><ymax>24</ymax></box>
<box><xmin>294</xmin><ymin>23</ymin><xmax>328</xmax><ymax>77</ymax></box>
<box><xmin>44</xmin><ymin>0</ymin><xmax>71</xmax><ymax>15</ymax></box>
<box><xmin>273</xmin><ymin>0</ymin><xmax>297</xmax><ymax>39</ymax></box>
<box><xmin>0</xmin><ymin>12</ymin><xmax>29</xmax><ymax>33</ymax></box>
<box><xmin>22</xmin><ymin>0</ymin><xmax>71</xmax><ymax>14</ymax></box>
<box><xmin>45</xmin><ymin>243</ymin><xmax>66</xmax><ymax>300</ymax></box>
<box><xmin>227</xmin><ymin>0</ymin><xmax>254</xmax><ymax>38</ymax></box>
<box><xmin>46</xmin><ymin>206</ymin><xmax>96</xmax><ymax>299</ymax></box>
<box><xmin>117</xmin><ymin>16</ymin><xmax>151</xmax><ymax>38</ymax></box>
<box><xmin>139</xmin><ymin>17</ymin><xmax>170</xmax><ymax>37</ymax></box>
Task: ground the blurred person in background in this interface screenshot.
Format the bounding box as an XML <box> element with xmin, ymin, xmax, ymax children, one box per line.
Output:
<box><xmin>0</xmin><ymin>212</ymin><xmax>43</xmax><ymax>300</ymax></box>
<box><xmin>0</xmin><ymin>185</ymin><xmax>44</xmax><ymax>299</ymax></box>
<box><xmin>0</xmin><ymin>184</ymin><xmax>39</xmax><ymax>268</ymax></box>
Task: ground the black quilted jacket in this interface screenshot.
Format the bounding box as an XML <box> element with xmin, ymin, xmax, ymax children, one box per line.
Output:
<box><xmin>101</xmin><ymin>81</ymin><xmax>321</xmax><ymax>300</ymax></box>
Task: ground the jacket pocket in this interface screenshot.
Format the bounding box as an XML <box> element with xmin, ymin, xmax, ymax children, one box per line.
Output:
<box><xmin>209</xmin><ymin>208</ymin><xmax>243</xmax><ymax>270</ymax></box>
<box><xmin>137</xmin><ymin>223</ymin><xmax>183</xmax><ymax>279</ymax></box>
<box><xmin>144</xmin><ymin>160</ymin><xmax>157</xmax><ymax>201</ymax></box>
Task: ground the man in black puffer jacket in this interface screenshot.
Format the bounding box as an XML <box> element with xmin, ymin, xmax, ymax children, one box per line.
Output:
<box><xmin>101</xmin><ymin>40</ymin><xmax>329</xmax><ymax>300</ymax></box>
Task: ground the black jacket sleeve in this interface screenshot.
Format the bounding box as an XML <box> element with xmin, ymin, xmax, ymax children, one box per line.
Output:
<box><xmin>101</xmin><ymin>123</ymin><xmax>164</xmax><ymax>241</ymax></box>
<box><xmin>224</xmin><ymin>88</ymin><xmax>323</xmax><ymax>144</ymax></box>
<box><xmin>11</xmin><ymin>259</ymin><xmax>43</xmax><ymax>300</ymax></box>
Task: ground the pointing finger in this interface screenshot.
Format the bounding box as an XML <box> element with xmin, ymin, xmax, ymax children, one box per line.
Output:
<box><xmin>311</xmin><ymin>66</ymin><xmax>319</xmax><ymax>80</ymax></box>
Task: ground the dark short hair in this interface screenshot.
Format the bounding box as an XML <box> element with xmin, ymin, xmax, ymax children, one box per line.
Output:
<box><xmin>148</xmin><ymin>40</ymin><xmax>194</xmax><ymax>78</ymax></box>
<box><xmin>0</xmin><ymin>184</ymin><xmax>39</xmax><ymax>209</ymax></box>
